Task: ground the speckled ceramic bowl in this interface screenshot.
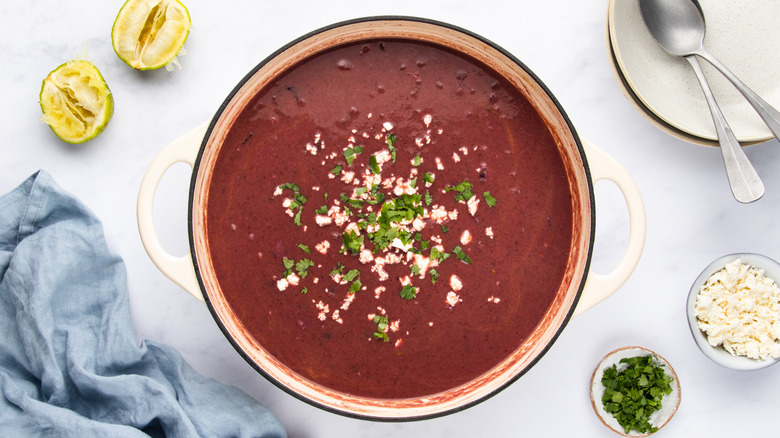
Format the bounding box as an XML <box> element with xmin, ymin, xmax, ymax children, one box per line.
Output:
<box><xmin>687</xmin><ymin>253</ymin><xmax>780</xmax><ymax>370</ymax></box>
<box><xmin>590</xmin><ymin>346</ymin><xmax>680</xmax><ymax>437</ymax></box>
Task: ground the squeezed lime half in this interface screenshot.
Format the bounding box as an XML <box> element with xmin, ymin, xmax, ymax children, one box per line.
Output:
<box><xmin>112</xmin><ymin>0</ymin><xmax>191</xmax><ymax>71</ymax></box>
<box><xmin>39</xmin><ymin>60</ymin><xmax>114</xmax><ymax>144</ymax></box>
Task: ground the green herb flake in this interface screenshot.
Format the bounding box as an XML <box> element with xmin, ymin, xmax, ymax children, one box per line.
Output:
<box><xmin>423</xmin><ymin>172</ymin><xmax>435</xmax><ymax>184</ymax></box>
<box><xmin>424</xmin><ymin>191</ymin><xmax>433</xmax><ymax>206</ymax></box>
<box><xmin>293</xmin><ymin>208</ymin><xmax>303</xmax><ymax>226</ymax></box>
<box><xmin>600</xmin><ymin>355</ymin><xmax>674</xmax><ymax>435</ymax></box>
<box><xmin>446</xmin><ymin>180</ymin><xmax>474</xmax><ymax>202</ymax></box>
<box><xmin>412</xmin><ymin>155</ymin><xmax>422</xmax><ymax>166</ymax></box>
<box><xmin>295</xmin><ymin>259</ymin><xmax>314</xmax><ymax>278</ymax></box>
<box><xmin>410</xmin><ymin>264</ymin><xmax>421</xmax><ymax>276</ymax></box>
<box><xmin>484</xmin><ymin>191</ymin><xmax>497</xmax><ymax>207</ymax></box>
<box><xmin>297</xmin><ymin>243</ymin><xmax>310</xmax><ymax>254</ymax></box>
<box><xmin>400</xmin><ymin>284</ymin><xmax>418</xmax><ymax>300</ymax></box>
<box><xmin>344</xmin><ymin>145</ymin><xmax>363</xmax><ymax>165</ymax></box>
<box><xmin>386</xmin><ymin>133</ymin><xmax>397</xmax><ymax>163</ymax></box>
<box><xmin>331</xmin><ymin>165</ymin><xmax>343</xmax><ymax>176</ymax></box>
<box><xmin>343</xmin><ymin>269</ymin><xmax>360</xmax><ymax>282</ymax></box>
<box><xmin>372</xmin><ymin>315</ymin><xmax>390</xmax><ymax>342</ymax></box>
<box><xmin>282</xmin><ymin>258</ymin><xmax>295</xmax><ymax>276</ymax></box>
<box><xmin>301</xmin><ymin>287</ymin><xmax>308</xmax><ymax>295</ymax></box>
<box><xmin>349</xmin><ymin>278</ymin><xmax>362</xmax><ymax>293</ymax></box>
<box><xmin>278</xmin><ymin>182</ymin><xmax>300</xmax><ymax>193</ymax></box>
<box><xmin>330</xmin><ymin>262</ymin><xmax>345</xmax><ymax>277</ymax></box>
<box><xmin>369</xmin><ymin>155</ymin><xmax>380</xmax><ymax>175</ymax></box>
<box><xmin>452</xmin><ymin>246</ymin><xmax>472</xmax><ymax>264</ymax></box>
<box><xmin>441</xmin><ymin>224</ymin><xmax>449</xmax><ymax>233</ymax></box>
<box><xmin>315</xmin><ymin>205</ymin><xmax>328</xmax><ymax>214</ymax></box>
<box><xmin>430</xmin><ymin>268</ymin><xmax>439</xmax><ymax>284</ymax></box>
<box><xmin>341</xmin><ymin>230</ymin><xmax>364</xmax><ymax>254</ymax></box>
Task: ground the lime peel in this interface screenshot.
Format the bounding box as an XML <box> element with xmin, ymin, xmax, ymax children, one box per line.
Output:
<box><xmin>39</xmin><ymin>60</ymin><xmax>114</xmax><ymax>144</ymax></box>
<box><xmin>112</xmin><ymin>0</ymin><xmax>191</xmax><ymax>71</ymax></box>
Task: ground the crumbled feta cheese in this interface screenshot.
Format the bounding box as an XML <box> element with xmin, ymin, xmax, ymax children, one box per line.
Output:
<box><xmin>315</xmin><ymin>240</ymin><xmax>330</xmax><ymax>254</ymax></box>
<box><xmin>423</xmin><ymin>114</ymin><xmax>433</xmax><ymax>127</ymax></box>
<box><xmin>695</xmin><ymin>259</ymin><xmax>780</xmax><ymax>360</ymax></box>
<box><xmin>287</xmin><ymin>273</ymin><xmax>300</xmax><ymax>286</ymax></box>
<box><xmin>276</xmin><ymin>278</ymin><xmax>289</xmax><ymax>291</ymax></box>
<box><xmin>315</xmin><ymin>215</ymin><xmax>333</xmax><ymax>226</ymax></box>
<box><xmin>435</xmin><ymin>157</ymin><xmax>444</xmax><ymax>170</ymax></box>
<box><xmin>446</xmin><ymin>291</ymin><xmax>461</xmax><ymax>307</ymax></box>
<box><xmin>359</xmin><ymin>249</ymin><xmax>374</xmax><ymax>264</ymax></box>
<box><xmin>383</xmin><ymin>121</ymin><xmax>394</xmax><ymax>131</ymax></box>
<box><xmin>273</xmin><ymin>186</ymin><xmax>283</xmax><ymax>196</ymax></box>
<box><xmin>467</xmin><ymin>196</ymin><xmax>479</xmax><ymax>216</ymax></box>
<box><xmin>460</xmin><ymin>230</ymin><xmax>472</xmax><ymax>245</ymax></box>
<box><xmin>450</xmin><ymin>275</ymin><xmax>463</xmax><ymax>292</ymax></box>
<box><xmin>452</xmin><ymin>152</ymin><xmax>461</xmax><ymax>163</ymax></box>
<box><xmin>485</xmin><ymin>227</ymin><xmax>494</xmax><ymax>239</ymax></box>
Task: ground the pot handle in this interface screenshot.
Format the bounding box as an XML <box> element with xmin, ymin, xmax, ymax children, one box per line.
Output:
<box><xmin>136</xmin><ymin>122</ymin><xmax>209</xmax><ymax>303</ymax></box>
<box><xmin>572</xmin><ymin>139</ymin><xmax>646</xmax><ymax>317</ymax></box>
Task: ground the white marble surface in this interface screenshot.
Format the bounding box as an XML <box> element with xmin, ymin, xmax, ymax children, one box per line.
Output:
<box><xmin>3</xmin><ymin>0</ymin><xmax>780</xmax><ymax>436</ymax></box>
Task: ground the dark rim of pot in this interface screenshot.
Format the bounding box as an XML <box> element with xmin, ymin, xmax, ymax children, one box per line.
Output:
<box><xmin>186</xmin><ymin>15</ymin><xmax>595</xmax><ymax>422</ymax></box>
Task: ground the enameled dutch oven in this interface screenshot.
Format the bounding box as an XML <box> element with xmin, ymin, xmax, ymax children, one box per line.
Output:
<box><xmin>137</xmin><ymin>17</ymin><xmax>646</xmax><ymax>421</ymax></box>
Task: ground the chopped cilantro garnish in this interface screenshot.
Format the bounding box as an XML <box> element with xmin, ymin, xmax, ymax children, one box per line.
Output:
<box><xmin>372</xmin><ymin>315</ymin><xmax>390</xmax><ymax>342</ymax></box>
<box><xmin>349</xmin><ymin>278</ymin><xmax>362</xmax><ymax>293</ymax></box>
<box><xmin>369</xmin><ymin>155</ymin><xmax>380</xmax><ymax>174</ymax></box>
<box><xmin>355</xmin><ymin>187</ymin><xmax>368</xmax><ymax>196</ymax></box>
<box><xmin>342</xmin><ymin>230</ymin><xmax>363</xmax><ymax>254</ymax></box>
<box><xmin>452</xmin><ymin>246</ymin><xmax>472</xmax><ymax>264</ymax></box>
<box><xmin>400</xmin><ymin>284</ymin><xmax>418</xmax><ymax>300</ymax></box>
<box><xmin>278</xmin><ymin>182</ymin><xmax>300</xmax><ymax>192</ymax></box>
<box><xmin>430</xmin><ymin>247</ymin><xmax>451</xmax><ymax>263</ymax></box>
<box><xmin>386</xmin><ymin>133</ymin><xmax>397</xmax><ymax>163</ymax></box>
<box><xmin>298</xmin><ymin>243</ymin><xmax>310</xmax><ymax>254</ymax></box>
<box><xmin>409</xmin><ymin>178</ymin><xmax>417</xmax><ymax>188</ymax></box>
<box><xmin>301</xmin><ymin>287</ymin><xmax>308</xmax><ymax>294</ymax></box>
<box><xmin>279</xmin><ymin>183</ymin><xmax>306</xmax><ymax>226</ymax></box>
<box><xmin>344</xmin><ymin>145</ymin><xmax>363</xmax><ymax>165</ymax></box>
<box><xmin>446</xmin><ymin>180</ymin><xmax>474</xmax><ymax>202</ymax></box>
<box><xmin>484</xmin><ymin>191</ymin><xmax>497</xmax><ymax>207</ymax></box>
<box><xmin>410</xmin><ymin>264</ymin><xmax>421</xmax><ymax>276</ymax></box>
<box><xmin>441</xmin><ymin>225</ymin><xmax>449</xmax><ymax>233</ymax></box>
<box><xmin>601</xmin><ymin>355</ymin><xmax>674</xmax><ymax>435</ymax></box>
<box><xmin>330</xmin><ymin>262</ymin><xmax>344</xmax><ymax>277</ymax></box>
<box><xmin>430</xmin><ymin>268</ymin><xmax>439</xmax><ymax>284</ymax></box>
<box><xmin>282</xmin><ymin>258</ymin><xmax>295</xmax><ymax>276</ymax></box>
<box><xmin>315</xmin><ymin>205</ymin><xmax>328</xmax><ymax>214</ymax></box>
<box><xmin>423</xmin><ymin>172</ymin><xmax>435</xmax><ymax>184</ymax></box>
<box><xmin>295</xmin><ymin>259</ymin><xmax>314</xmax><ymax>278</ymax></box>
<box><xmin>331</xmin><ymin>165</ymin><xmax>343</xmax><ymax>176</ymax></box>
<box><xmin>343</xmin><ymin>269</ymin><xmax>360</xmax><ymax>282</ymax></box>
<box><xmin>412</xmin><ymin>155</ymin><xmax>422</xmax><ymax>166</ymax></box>
<box><xmin>424</xmin><ymin>191</ymin><xmax>433</xmax><ymax>206</ymax></box>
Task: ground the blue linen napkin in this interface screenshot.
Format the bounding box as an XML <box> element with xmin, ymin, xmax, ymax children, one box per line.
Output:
<box><xmin>0</xmin><ymin>171</ymin><xmax>287</xmax><ymax>438</ymax></box>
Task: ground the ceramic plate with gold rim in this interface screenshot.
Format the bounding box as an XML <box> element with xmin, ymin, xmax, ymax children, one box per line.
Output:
<box><xmin>608</xmin><ymin>0</ymin><xmax>780</xmax><ymax>144</ymax></box>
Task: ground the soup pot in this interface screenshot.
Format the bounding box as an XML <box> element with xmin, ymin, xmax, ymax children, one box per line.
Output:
<box><xmin>137</xmin><ymin>17</ymin><xmax>646</xmax><ymax>420</ymax></box>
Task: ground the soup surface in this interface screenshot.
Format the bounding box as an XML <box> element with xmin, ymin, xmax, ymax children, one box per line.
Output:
<box><xmin>205</xmin><ymin>39</ymin><xmax>574</xmax><ymax>399</ymax></box>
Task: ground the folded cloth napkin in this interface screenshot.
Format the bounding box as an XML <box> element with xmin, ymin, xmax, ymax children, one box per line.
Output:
<box><xmin>0</xmin><ymin>171</ymin><xmax>286</xmax><ymax>438</ymax></box>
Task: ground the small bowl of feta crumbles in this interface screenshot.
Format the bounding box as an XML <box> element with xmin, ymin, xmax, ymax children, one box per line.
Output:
<box><xmin>687</xmin><ymin>253</ymin><xmax>780</xmax><ymax>370</ymax></box>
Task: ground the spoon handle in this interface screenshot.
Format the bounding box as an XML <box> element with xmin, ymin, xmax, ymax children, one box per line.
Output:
<box><xmin>696</xmin><ymin>48</ymin><xmax>780</xmax><ymax>140</ymax></box>
<box><xmin>685</xmin><ymin>56</ymin><xmax>764</xmax><ymax>203</ymax></box>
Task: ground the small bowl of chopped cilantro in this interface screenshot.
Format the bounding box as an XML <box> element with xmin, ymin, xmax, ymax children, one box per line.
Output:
<box><xmin>687</xmin><ymin>253</ymin><xmax>780</xmax><ymax>370</ymax></box>
<box><xmin>590</xmin><ymin>346</ymin><xmax>680</xmax><ymax>437</ymax></box>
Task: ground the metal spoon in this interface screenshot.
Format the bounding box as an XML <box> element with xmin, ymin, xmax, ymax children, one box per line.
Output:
<box><xmin>639</xmin><ymin>0</ymin><xmax>765</xmax><ymax>203</ymax></box>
